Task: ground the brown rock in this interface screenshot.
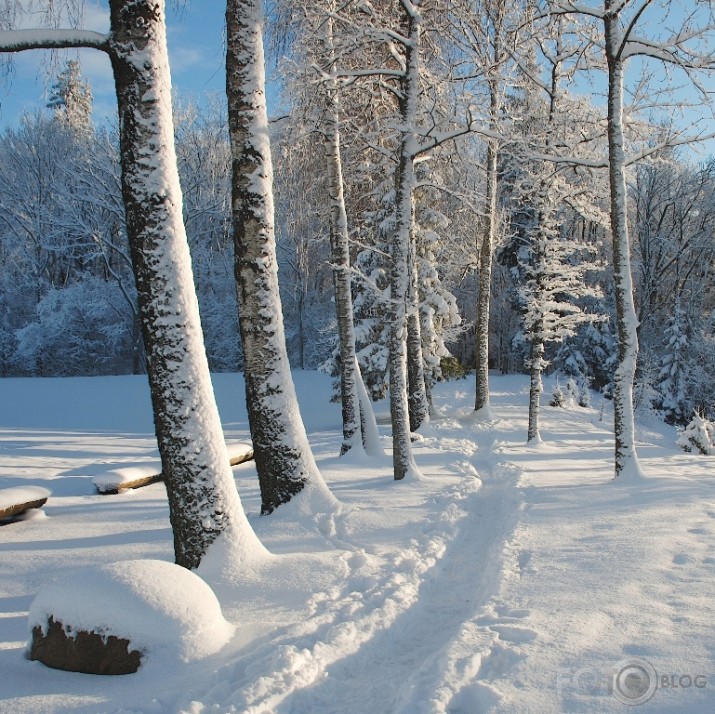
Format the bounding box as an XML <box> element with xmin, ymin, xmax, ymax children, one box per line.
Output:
<box><xmin>30</xmin><ymin>617</ymin><xmax>142</xmax><ymax>675</ymax></box>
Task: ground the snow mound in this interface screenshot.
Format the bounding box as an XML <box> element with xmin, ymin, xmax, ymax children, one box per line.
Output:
<box><xmin>28</xmin><ymin>559</ymin><xmax>234</xmax><ymax>663</ymax></box>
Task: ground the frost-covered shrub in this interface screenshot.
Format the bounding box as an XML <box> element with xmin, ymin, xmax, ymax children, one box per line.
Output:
<box><xmin>578</xmin><ymin>378</ymin><xmax>592</xmax><ymax>408</ymax></box>
<box><xmin>550</xmin><ymin>382</ymin><xmax>566</xmax><ymax>407</ymax></box>
<box><xmin>676</xmin><ymin>414</ymin><xmax>715</xmax><ymax>456</ymax></box>
<box><xmin>565</xmin><ymin>377</ymin><xmax>579</xmax><ymax>407</ymax></box>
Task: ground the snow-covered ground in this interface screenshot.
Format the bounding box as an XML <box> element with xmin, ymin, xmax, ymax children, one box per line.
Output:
<box><xmin>0</xmin><ymin>371</ymin><xmax>713</xmax><ymax>713</ymax></box>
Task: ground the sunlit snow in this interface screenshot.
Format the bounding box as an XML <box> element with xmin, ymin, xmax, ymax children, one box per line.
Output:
<box><xmin>0</xmin><ymin>370</ymin><xmax>713</xmax><ymax>713</ymax></box>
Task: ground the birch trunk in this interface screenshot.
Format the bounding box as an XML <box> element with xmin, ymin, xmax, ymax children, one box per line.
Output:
<box><xmin>322</xmin><ymin>11</ymin><xmax>367</xmax><ymax>456</ymax></box>
<box><xmin>389</xmin><ymin>0</ymin><xmax>422</xmax><ymax>480</ymax></box>
<box><xmin>407</xmin><ymin>244</ymin><xmax>429</xmax><ymax>431</ymax></box>
<box><xmin>108</xmin><ymin>0</ymin><xmax>263</xmax><ymax>569</ymax></box>
<box><xmin>527</xmin><ymin>330</ymin><xmax>544</xmax><ymax>444</ymax></box>
<box><xmin>474</xmin><ymin>133</ymin><xmax>497</xmax><ymax>416</ymax></box>
<box><xmin>604</xmin><ymin>5</ymin><xmax>642</xmax><ymax>479</ymax></box>
<box><xmin>325</xmin><ymin>105</ymin><xmax>364</xmax><ymax>455</ymax></box>
<box><xmin>226</xmin><ymin>0</ymin><xmax>331</xmax><ymax>511</ymax></box>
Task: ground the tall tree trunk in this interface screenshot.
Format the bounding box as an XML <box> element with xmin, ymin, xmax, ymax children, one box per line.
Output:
<box><xmin>527</xmin><ymin>329</ymin><xmax>544</xmax><ymax>444</ymax></box>
<box><xmin>604</xmin><ymin>5</ymin><xmax>642</xmax><ymax>479</ymax></box>
<box><xmin>474</xmin><ymin>133</ymin><xmax>497</xmax><ymax>416</ymax></box>
<box><xmin>407</xmin><ymin>231</ymin><xmax>429</xmax><ymax>431</ymax></box>
<box><xmin>322</xmin><ymin>10</ymin><xmax>367</xmax><ymax>456</ymax></box>
<box><xmin>325</xmin><ymin>107</ymin><xmax>365</xmax><ymax>455</ymax></box>
<box><xmin>226</xmin><ymin>0</ymin><xmax>333</xmax><ymax>512</ymax></box>
<box><xmin>108</xmin><ymin>0</ymin><xmax>262</xmax><ymax>570</ymax></box>
<box><xmin>389</xmin><ymin>1</ymin><xmax>422</xmax><ymax>481</ymax></box>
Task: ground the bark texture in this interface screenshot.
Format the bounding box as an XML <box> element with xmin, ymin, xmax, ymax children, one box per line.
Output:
<box><xmin>227</xmin><ymin>0</ymin><xmax>325</xmax><ymax>511</ymax></box>
<box><xmin>475</xmin><ymin>120</ymin><xmax>498</xmax><ymax>414</ymax></box>
<box><xmin>322</xmin><ymin>18</ymin><xmax>364</xmax><ymax>456</ymax></box>
<box><xmin>407</xmin><ymin>246</ymin><xmax>429</xmax><ymax>431</ymax></box>
<box><xmin>527</xmin><ymin>331</ymin><xmax>544</xmax><ymax>444</ymax></box>
<box><xmin>604</xmin><ymin>3</ymin><xmax>641</xmax><ymax>478</ymax></box>
<box><xmin>109</xmin><ymin>0</ymin><xmax>255</xmax><ymax>570</ymax></box>
<box><xmin>389</xmin><ymin>1</ymin><xmax>422</xmax><ymax>480</ymax></box>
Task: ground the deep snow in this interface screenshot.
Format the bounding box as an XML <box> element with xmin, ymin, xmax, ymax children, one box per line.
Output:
<box><xmin>0</xmin><ymin>370</ymin><xmax>713</xmax><ymax>713</ymax></box>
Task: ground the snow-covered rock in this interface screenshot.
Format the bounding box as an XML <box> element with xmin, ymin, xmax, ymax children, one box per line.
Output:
<box><xmin>28</xmin><ymin>559</ymin><xmax>235</xmax><ymax>673</ymax></box>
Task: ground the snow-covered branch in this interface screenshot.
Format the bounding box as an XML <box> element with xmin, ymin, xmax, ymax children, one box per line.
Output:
<box><xmin>0</xmin><ymin>28</ymin><xmax>109</xmax><ymax>53</ymax></box>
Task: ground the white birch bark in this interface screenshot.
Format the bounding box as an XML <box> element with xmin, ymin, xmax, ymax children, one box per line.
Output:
<box><xmin>604</xmin><ymin>2</ymin><xmax>643</xmax><ymax>479</ymax></box>
<box><xmin>0</xmin><ymin>1</ymin><xmax>268</xmax><ymax>571</ymax></box>
<box><xmin>325</xmin><ymin>103</ymin><xmax>366</xmax><ymax>455</ymax></box>
<box><xmin>407</xmin><ymin>236</ymin><xmax>429</xmax><ymax>431</ymax></box>
<box><xmin>226</xmin><ymin>0</ymin><xmax>337</xmax><ymax>511</ymax></box>
<box><xmin>527</xmin><ymin>325</ymin><xmax>545</xmax><ymax>444</ymax></box>
<box><xmin>107</xmin><ymin>0</ymin><xmax>266</xmax><ymax>570</ymax></box>
<box><xmin>320</xmin><ymin>9</ymin><xmax>373</xmax><ymax>457</ymax></box>
<box><xmin>474</xmin><ymin>129</ymin><xmax>497</xmax><ymax>419</ymax></box>
<box><xmin>389</xmin><ymin>0</ymin><xmax>423</xmax><ymax>481</ymax></box>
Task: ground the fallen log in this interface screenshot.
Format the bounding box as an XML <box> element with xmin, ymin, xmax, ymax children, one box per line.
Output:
<box><xmin>94</xmin><ymin>443</ymin><xmax>254</xmax><ymax>495</ymax></box>
<box><xmin>0</xmin><ymin>486</ymin><xmax>51</xmax><ymax>523</ymax></box>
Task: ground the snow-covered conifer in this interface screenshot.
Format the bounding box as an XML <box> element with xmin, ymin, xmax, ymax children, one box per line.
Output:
<box><xmin>47</xmin><ymin>59</ymin><xmax>93</xmax><ymax>133</ymax></box>
<box><xmin>676</xmin><ymin>414</ymin><xmax>715</xmax><ymax>456</ymax></box>
<box><xmin>656</xmin><ymin>299</ymin><xmax>690</xmax><ymax>424</ymax></box>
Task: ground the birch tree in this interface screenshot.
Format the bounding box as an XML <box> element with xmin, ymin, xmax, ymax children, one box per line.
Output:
<box><xmin>547</xmin><ymin>0</ymin><xmax>715</xmax><ymax>478</ymax></box>
<box><xmin>226</xmin><ymin>0</ymin><xmax>336</xmax><ymax>511</ymax></box>
<box><xmin>0</xmin><ymin>0</ymin><xmax>265</xmax><ymax>571</ymax></box>
<box><xmin>286</xmin><ymin>0</ymin><xmax>381</xmax><ymax>457</ymax></box>
<box><xmin>505</xmin><ymin>21</ymin><xmax>606</xmax><ymax>443</ymax></box>
<box><xmin>450</xmin><ymin>0</ymin><xmax>524</xmax><ymax>419</ymax></box>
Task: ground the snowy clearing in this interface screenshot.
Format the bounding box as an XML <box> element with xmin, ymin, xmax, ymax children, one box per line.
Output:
<box><xmin>0</xmin><ymin>370</ymin><xmax>713</xmax><ymax>713</ymax></box>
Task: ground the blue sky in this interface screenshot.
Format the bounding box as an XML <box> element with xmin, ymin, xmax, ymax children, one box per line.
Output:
<box><xmin>0</xmin><ymin>1</ymin><xmax>711</xmax><ymax>161</ymax></box>
<box><xmin>0</xmin><ymin>1</ymin><xmax>228</xmax><ymax>128</ymax></box>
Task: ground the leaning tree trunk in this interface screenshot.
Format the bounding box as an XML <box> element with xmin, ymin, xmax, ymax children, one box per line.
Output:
<box><xmin>108</xmin><ymin>0</ymin><xmax>262</xmax><ymax>570</ymax></box>
<box><xmin>604</xmin><ymin>8</ymin><xmax>641</xmax><ymax>479</ymax></box>
<box><xmin>227</xmin><ymin>0</ymin><xmax>331</xmax><ymax>512</ymax></box>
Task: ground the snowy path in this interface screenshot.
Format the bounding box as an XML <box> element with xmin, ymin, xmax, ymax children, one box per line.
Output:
<box><xmin>176</xmin><ymin>410</ymin><xmax>525</xmax><ymax>714</ymax></box>
<box><xmin>0</xmin><ymin>372</ymin><xmax>713</xmax><ymax>713</ymax></box>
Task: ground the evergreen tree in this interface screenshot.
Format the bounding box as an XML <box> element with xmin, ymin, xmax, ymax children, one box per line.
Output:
<box><xmin>47</xmin><ymin>59</ymin><xmax>93</xmax><ymax>133</ymax></box>
<box><xmin>656</xmin><ymin>298</ymin><xmax>690</xmax><ymax>424</ymax></box>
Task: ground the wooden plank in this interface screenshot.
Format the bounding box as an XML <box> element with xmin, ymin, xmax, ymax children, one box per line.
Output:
<box><xmin>0</xmin><ymin>486</ymin><xmax>51</xmax><ymax>523</ymax></box>
<box><xmin>95</xmin><ymin>472</ymin><xmax>164</xmax><ymax>495</ymax></box>
<box><xmin>0</xmin><ymin>496</ymin><xmax>49</xmax><ymax>521</ymax></box>
<box><xmin>228</xmin><ymin>443</ymin><xmax>254</xmax><ymax>466</ymax></box>
<box><xmin>95</xmin><ymin>444</ymin><xmax>255</xmax><ymax>495</ymax></box>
